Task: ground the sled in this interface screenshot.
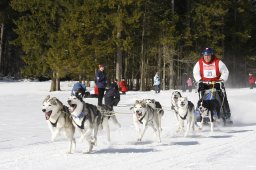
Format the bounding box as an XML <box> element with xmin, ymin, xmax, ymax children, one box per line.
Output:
<box><xmin>195</xmin><ymin>81</ymin><xmax>233</xmax><ymax>126</ymax></box>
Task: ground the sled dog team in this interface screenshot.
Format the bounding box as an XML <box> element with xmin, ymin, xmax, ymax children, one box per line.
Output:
<box><xmin>42</xmin><ymin>91</ymin><xmax>219</xmax><ymax>154</ymax></box>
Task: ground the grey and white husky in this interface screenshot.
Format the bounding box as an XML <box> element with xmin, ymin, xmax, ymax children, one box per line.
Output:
<box><xmin>42</xmin><ymin>95</ymin><xmax>76</xmax><ymax>153</ymax></box>
<box><xmin>67</xmin><ymin>95</ymin><xmax>101</xmax><ymax>153</ymax></box>
<box><xmin>177</xmin><ymin>97</ymin><xmax>196</xmax><ymax>137</ymax></box>
<box><xmin>143</xmin><ymin>99</ymin><xmax>164</xmax><ymax>131</ymax></box>
<box><xmin>130</xmin><ymin>100</ymin><xmax>161</xmax><ymax>143</ymax></box>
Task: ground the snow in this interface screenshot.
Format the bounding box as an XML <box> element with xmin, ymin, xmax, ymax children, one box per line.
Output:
<box><xmin>0</xmin><ymin>81</ymin><xmax>256</xmax><ymax>170</ymax></box>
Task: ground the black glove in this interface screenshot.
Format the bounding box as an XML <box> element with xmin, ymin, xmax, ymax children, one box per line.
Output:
<box><xmin>198</xmin><ymin>82</ymin><xmax>204</xmax><ymax>92</ymax></box>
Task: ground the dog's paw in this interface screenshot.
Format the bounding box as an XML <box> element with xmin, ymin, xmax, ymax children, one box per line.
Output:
<box><xmin>66</xmin><ymin>151</ymin><xmax>72</xmax><ymax>154</ymax></box>
<box><xmin>83</xmin><ymin>150</ymin><xmax>91</xmax><ymax>154</ymax></box>
<box><xmin>91</xmin><ymin>139</ymin><xmax>96</xmax><ymax>146</ymax></box>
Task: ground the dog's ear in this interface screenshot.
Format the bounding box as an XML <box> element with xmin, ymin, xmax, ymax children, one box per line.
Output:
<box><xmin>55</xmin><ymin>98</ymin><xmax>64</xmax><ymax>107</ymax></box>
<box><xmin>43</xmin><ymin>95</ymin><xmax>50</xmax><ymax>103</ymax></box>
<box><xmin>49</xmin><ymin>97</ymin><xmax>58</xmax><ymax>105</ymax></box>
<box><xmin>178</xmin><ymin>92</ymin><xmax>182</xmax><ymax>97</ymax></box>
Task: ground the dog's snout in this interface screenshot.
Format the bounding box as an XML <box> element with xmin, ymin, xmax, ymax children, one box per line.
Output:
<box><xmin>42</xmin><ymin>109</ymin><xmax>46</xmax><ymax>112</ymax></box>
<box><xmin>136</xmin><ymin>110</ymin><xmax>139</xmax><ymax>113</ymax></box>
<box><xmin>67</xmin><ymin>100</ymin><xmax>71</xmax><ymax>103</ymax></box>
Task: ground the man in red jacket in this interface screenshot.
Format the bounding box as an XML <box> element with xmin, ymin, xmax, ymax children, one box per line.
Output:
<box><xmin>193</xmin><ymin>47</ymin><xmax>232</xmax><ymax>124</ymax></box>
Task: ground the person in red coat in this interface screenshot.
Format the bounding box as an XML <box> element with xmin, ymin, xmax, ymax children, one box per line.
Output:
<box><xmin>249</xmin><ymin>73</ymin><xmax>255</xmax><ymax>89</ymax></box>
<box><xmin>119</xmin><ymin>78</ymin><xmax>128</xmax><ymax>94</ymax></box>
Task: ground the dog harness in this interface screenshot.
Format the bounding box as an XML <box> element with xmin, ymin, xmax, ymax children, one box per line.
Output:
<box><xmin>179</xmin><ymin>110</ymin><xmax>188</xmax><ymax>120</ymax></box>
<box><xmin>138</xmin><ymin>114</ymin><xmax>146</xmax><ymax>124</ymax></box>
<box><xmin>72</xmin><ymin>112</ymin><xmax>87</xmax><ymax>129</ymax></box>
<box><xmin>49</xmin><ymin>116</ymin><xmax>60</xmax><ymax>127</ymax></box>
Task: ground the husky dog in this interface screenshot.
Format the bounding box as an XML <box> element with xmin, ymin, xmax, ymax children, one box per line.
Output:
<box><xmin>177</xmin><ymin>97</ymin><xmax>196</xmax><ymax>137</ymax></box>
<box><xmin>67</xmin><ymin>95</ymin><xmax>101</xmax><ymax>153</ymax></box>
<box><xmin>197</xmin><ymin>97</ymin><xmax>221</xmax><ymax>132</ymax></box>
<box><xmin>96</xmin><ymin>104</ymin><xmax>121</xmax><ymax>143</ymax></box>
<box><xmin>130</xmin><ymin>100</ymin><xmax>161</xmax><ymax>142</ymax></box>
<box><xmin>42</xmin><ymin>95</ymin><xmax>76</xmax><ymax>153</ymax></box>
<box><xmin>143</xmin><ymin>99</ymin><xmax>164</xmax><ymax>130</ymax></box>
<box><xmin>171</xmin><ymin>91</ymin><xmax>182</xmax><ymax>121</ymax></box>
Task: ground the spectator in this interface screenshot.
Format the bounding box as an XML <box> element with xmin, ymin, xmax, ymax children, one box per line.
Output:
<box><xmin>71</xmin><ymin>82</ymin><xmax>86</xmax><ymax>100</ymax></box>
<box><xmin>119</xmin><ymin>78</ymin><xmax>128</xmax><ymax>94</ymax></box>
<box><xmin>186</xmin><ymin>77</ymin><xmax>193</xmax><ymax>92</ymax></box>
<box><xmin>153</xmin><ymin>72</ymin><xmax>161</xmax><ymax>93</ymax></box>
<box><xmin>104</xmin><ymin>82</ymin><xmax>120</xmax><ymax>111</ymax></box>
<box><xmin>249</xmin><ymin>73</ymin><xmax>255</xmax><ymax>89</ymax></box>
<box><xmin>95</xmin><ymin>64</ymin><xmax>107</xmax><ymax>106</ymax></box>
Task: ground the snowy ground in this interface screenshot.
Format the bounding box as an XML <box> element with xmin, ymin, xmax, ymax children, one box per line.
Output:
<box><xmin>0</xmin><ymin>81</ymin><xmax>256</xmax><ymax>170</ymax></box>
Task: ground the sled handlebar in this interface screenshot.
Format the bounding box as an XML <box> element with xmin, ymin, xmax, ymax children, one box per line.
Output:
<box><xmin>197</xmin><ymin>81</ymin><xmax>225</xmax><ymax>92</ymax></box>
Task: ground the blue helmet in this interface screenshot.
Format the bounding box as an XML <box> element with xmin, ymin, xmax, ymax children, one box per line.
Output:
<box><xmin>202</xmin><ymin>47</ymin><xmax>214</xmax><ymax>56</ymax></box>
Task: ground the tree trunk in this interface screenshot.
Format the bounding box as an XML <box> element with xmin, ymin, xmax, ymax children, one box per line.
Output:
<box><xmin>0</xmin><ymin>23</ymin><xmax>4</xmax><ymax>74</ymax></box>
<box><xmin>56</xmin><ymin>72</ymin><xmax>60</xmax><ymax>91</ymax></box>
<box><xmin>116</xmin><ymin>45</ymin><xmax>122</xmax><ymax>81</ymax></box>
<box><xmin>162</xmin><ymin>55</ymin><xmax>166</xmax><ymax>90</ymax></box>
<box><xmin>140</xmin><ymin>10</ymin><xmax>146</xmax><ymax>91</ymax></box>
<box><xmin>169</xmin><ymin>57</ymin><xmax>174</xmax><ymax>89</ymax></box>
<box><xmin>50</xmin><ymin>71</ymin><xmax>56</xmax><ymax>92</ymax></box>
<box><xmin>124</xmin><ymin>52</ymin><xmax>128</xmax><ymax>79</ymax></box>
<box><xmin>158</xmin><ymin>46</ymin><xmax>162</xmax><ymax>89</ymax></box>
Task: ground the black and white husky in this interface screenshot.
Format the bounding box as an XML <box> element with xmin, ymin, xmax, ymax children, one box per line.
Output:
<box><xmin>42</xmin><ymin>95</ymin><xmax>76</xmax><ymax>153</ymax></box>
<box><xmin>197</xmin><ymin>97</ymin><xmax>221</xmax><ymax>132</ymax></box>
<box><xmin>130</xmin><ymin>100</ymin><xmax>161</xmax><ymax>143</ymax></box>
<box><xmin>177</xmin><ymin>97</ymin><xmax>196</xmax><ymax>137</ymax></box>
<box><xmin>67</xmin><ymin>95</ymin><xmax>101</xmax><ymax>153</ymax></box>
<box><xmin>171</xmin><ymin>91</ymin><xmax>182</xmax><ymax>121</ymax></box>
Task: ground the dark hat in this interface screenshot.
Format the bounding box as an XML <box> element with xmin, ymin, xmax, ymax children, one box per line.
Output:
<box><xmin>202</xmin><ymin>47</ymin><xmax>214</xmax><ymax>56</ymax></box>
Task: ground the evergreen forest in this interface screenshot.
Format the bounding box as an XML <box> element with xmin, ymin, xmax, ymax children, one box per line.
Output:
<box><xmin>1</xmin><ymin>0</ymin><xmax>256</xmax><ymax>91</ymax></box>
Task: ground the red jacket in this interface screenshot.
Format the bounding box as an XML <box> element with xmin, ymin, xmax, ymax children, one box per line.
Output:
<box><xmin>94</xmin><ymin>85</ymin><xmax>98</xmax><ymax>95</ymax></box>
<box><xmin>119</xmin><ymin>80</ymin><xmax>128</xmax><ymax>92</ymax></box>
<box><xmin>249</xmin><ymin>75</ymin><xmax>255</xmax><ymax>85</ymax></box>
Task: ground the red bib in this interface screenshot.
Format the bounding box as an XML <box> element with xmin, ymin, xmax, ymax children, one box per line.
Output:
<box><xmin>199</xmin><ymin>58</ymin><xmax>221</xmax><ymax>82</ymax></box>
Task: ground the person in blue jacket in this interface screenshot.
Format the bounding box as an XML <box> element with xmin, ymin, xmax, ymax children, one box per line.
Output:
<box><xmin>71</xmin><ymin>82</ymin><xmax>86</xmax><ymax>100</ymax></box>
<box><xmin>95</xmin><ymin>64</ymin><xmax>107</xmax><ymax>106</ymax></box>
